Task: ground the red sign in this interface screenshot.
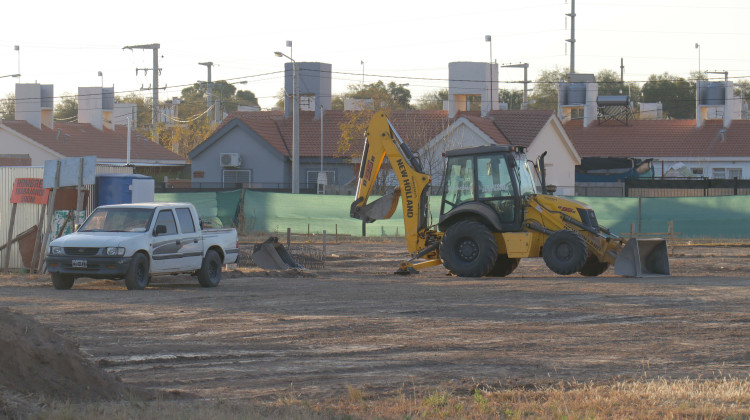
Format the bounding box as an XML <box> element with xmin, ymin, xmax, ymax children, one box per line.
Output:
<box><xmin>10</xmin><ymin>178</ymin><xmax>49</xmax><ymax>204</ymax></box>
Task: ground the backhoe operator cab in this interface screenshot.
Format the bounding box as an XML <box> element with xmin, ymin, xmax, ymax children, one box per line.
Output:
<box><xmin>440</xmin><ymin>145</ymin><xmax>535</xmax><ymax>234</ymax></box>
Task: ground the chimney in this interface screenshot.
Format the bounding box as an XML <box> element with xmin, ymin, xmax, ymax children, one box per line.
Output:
<box><xmin>78</xmin><ymin>87</ymin><xmax>114</xmax><ymax>130</ymax></box>
<box><xmin>14</xmin><ymin>83</ymin><xmax>54</xmax><ymax>129</ymax></box>
<box><xmin>557</xmin><ymin>73</ymin><xmax>598</xmax><ymax>127</ymax></box>
<box><xmin>283</xmin><ymin>62</ymin><xmax>332</xmax><ymax>120</ymax></box>
<box><xmin>447</xmin><ymin>62</ymin><xmax>498</xmax><ymax>118</ymax></box>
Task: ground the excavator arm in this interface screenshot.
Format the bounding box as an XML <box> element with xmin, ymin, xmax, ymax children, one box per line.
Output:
<box><xmin>350</xmin><ymin>112</ymin><xmax>435</xmax><ymax>256</ymax></box>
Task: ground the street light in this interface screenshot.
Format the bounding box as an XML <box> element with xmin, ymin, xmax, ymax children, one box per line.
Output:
<box><xmin>696</xmin><ymin>43</ymin><xmax>702</xmax><ymax>109</ymax></box>
<box><xmin>275</xmin><ymin>50</ymin><xmax>300</xmax><ymax>194</ymax></box>
<box><xmin>486</xmin><ymin>35</ymin><xmax>494</xmax><ymax>114</ymax></box>
<box><xmin>0</xmin><ymin>74</ymin><xmax>20</xmax><ymax>79</ymax></box>
<box><xmin>98</xmin><ymin>71</ymin><xmax>103</xmax><ymax>87</ymax></box>
<box><xmin>14</xmin><ymin>45</ymin><xmax>20</xmax><ymax>82</ymax></box>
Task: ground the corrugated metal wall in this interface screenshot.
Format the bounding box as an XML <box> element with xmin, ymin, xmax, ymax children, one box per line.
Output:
<box><xmin>0</xmin><ymin>164</ymin><xmax>133</xmax><ymax>271</ymax></box>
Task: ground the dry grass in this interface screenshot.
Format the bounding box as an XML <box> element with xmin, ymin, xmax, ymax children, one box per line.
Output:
<box><xmin>22</xmin><ymin>377</ymin><xmax>750</xmax><ymax>419</ymax></box>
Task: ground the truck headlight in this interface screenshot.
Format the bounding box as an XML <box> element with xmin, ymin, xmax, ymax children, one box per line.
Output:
<box><xmin>105</xmin><ymin>247</ymin><xmax>125</xmax><ymax>256</ymax></box>
<box><xmin>50</xmin><ymin>246</ymin><xmax>64</xmax><ymax>256</ymax></box>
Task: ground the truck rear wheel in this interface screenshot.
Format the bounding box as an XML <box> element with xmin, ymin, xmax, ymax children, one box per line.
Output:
<box><xmin>51</xmin><ymin>273</ymin><xmax>75</xmax><ymax>290</ymax></box>
<box><xmin>440</xmin><ymin>220</ymin><xmax>497</xmax><ymax>277</ymax></box>
<box><xmin>579</xmin><ymin>256</ymin><xmax>610</xmax><ymax>276</ymax></box>
<box><xmin>487</xmin><ymin>254</ymin><xmax>519</xmax><ymax>277</ymax></box>
<box><xmin>197</xmin><ymin>249</ymin><xmax>222</xmax><ymax>287</ymax></box>
<box><xmin>125</xmin><ymin>253</ymin><xmax>149</xmax><ymax>290</ymax></box>
<box><xmin>542</xmin><ymin>230</ymin><xmax>588</xmax><ymax>275</ymax></box>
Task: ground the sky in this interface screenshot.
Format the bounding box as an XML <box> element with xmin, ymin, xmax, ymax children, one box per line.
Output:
<box><xmin>2</xmin><ymin>0</ymin><xmax>749</xmax><ymax>112</ymax></box>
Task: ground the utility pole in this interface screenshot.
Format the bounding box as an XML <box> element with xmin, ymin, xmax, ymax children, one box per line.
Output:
<box><xmin>566</xmin><ymin>0</ymin><xmax>576</xmax><ymax>73</ymax></box>
<box><xmin>502</xmin><ymin>63</ymin><xmax>530</xmax><ymax>110</ymax></box>
<box><xmin>123</xmin><ymin>43</ymin><xmax>160</xmax><ymax>140</ymax></box>
<box><xmin>199</xmin><ymin>62</ymin><xmax>214</xmax><ymax>113</ymax></box>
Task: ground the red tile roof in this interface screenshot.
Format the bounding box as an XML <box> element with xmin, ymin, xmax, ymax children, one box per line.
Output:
<box><xmin>2</xmin><ymin>120</ymin><xmax>184</xmax><ymax>162</ymax></box>
<box><xmin>214</xmin><ymin>110</ymin><xmax>452</xmax><ymax>158</ymax></box>
<box><xmin>564</xmin><ymin>119</ymin><xmax>750</xmax><ymax>158</ymax></box>
<box><xmin>458</xmin><ymin>113</ymin><xmax>510</xmax><ymax>145</ymax></box>
<box><xmin>486</xmin><ymin>110</ymin><xmax>555</xmax><ymax>147</ymax></box>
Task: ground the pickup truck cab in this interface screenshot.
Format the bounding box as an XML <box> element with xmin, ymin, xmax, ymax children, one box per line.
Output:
<box><xmin>46</xmin><ymin>202</ymin><xmax>239</xmax><ymax>290</ymax></box>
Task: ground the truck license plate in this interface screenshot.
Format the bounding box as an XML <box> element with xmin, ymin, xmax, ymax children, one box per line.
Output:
<box><xmin>72</xmin><ymin>259</ymin><xmax>87</xmax><ymax>268</ymax></box>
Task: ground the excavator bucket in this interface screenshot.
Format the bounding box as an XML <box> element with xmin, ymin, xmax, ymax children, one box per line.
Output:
<box><xmin>352</xmin><ymin>187</ymin><xmax>401</xmax><ymax>222</ymax></box>
<box><xmin>251</xmin><ymin>237</ymin><xmax>303</xmax><ymax>270</ymax></box>
<box><xmin>614</xmin><ymin>238</ymin><xmax>670</xmax><ymax>277</ymax></box>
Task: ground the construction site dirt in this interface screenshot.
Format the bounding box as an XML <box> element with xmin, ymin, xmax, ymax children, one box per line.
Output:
<box><xmin>1</xmin><ymin>241</ymin><xmax>750</xmax><ymax>405</ymax></box>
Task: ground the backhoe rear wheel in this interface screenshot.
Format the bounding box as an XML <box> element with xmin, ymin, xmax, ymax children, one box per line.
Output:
<box><xmin>440</xmin><ymin>220</ymin><xmax>497</xmax><ymax>277</ymax></box>
<box><xmin>579</xmin><ymin>255</ymin><xmax>610</xmax><ymax>277</ymax></box>
<box><xmin>487</xmin><ymin>254</ymin><xmax>519</xmax><ymax>277</ymax></box>
<box><xmin>542</xmin><ymin>230</ymin><xmax>588</xmax><ymax>275</ymax></box>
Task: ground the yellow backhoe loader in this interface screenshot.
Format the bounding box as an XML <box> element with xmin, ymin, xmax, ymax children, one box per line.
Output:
<box><xmin>350</xmin><ymin>112</ymin><xmax>669</xmax><ymax>277</ymax></box>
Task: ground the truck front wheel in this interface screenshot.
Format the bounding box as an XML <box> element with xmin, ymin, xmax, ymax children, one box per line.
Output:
<box><xmin>197</xmin><ymin>249</ymin><xmax>222</xmax><ymax>287</ymax></box>
<box><xmin>125</xmin><ymin>253</ymin><xmax>150</xmax><ymax>290</ymax></box>
<box><xmin>51</xmin><ymin>273</ymin><xmax>75</xmax><ymax>290</ymax></box>
<box><xmin>440</xmin><ymin>220</ymin><xmax>497</xmax><ymax>277</ymax></box>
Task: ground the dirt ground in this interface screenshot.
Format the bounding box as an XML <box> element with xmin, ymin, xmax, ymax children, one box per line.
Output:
<box><xmin>1</xmin><ymin>240</ymin><xmax>750</xmax><ymax>410</ymax></box>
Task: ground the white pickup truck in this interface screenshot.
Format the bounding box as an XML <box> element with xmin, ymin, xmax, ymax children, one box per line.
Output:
<box><xmin>45</xmin><ymin>202</ymin><xmax>239</xmax><ymax>290</ymax></box>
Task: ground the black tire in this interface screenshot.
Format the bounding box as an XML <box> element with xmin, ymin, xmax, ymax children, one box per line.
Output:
<box><xmin>125</xmin><ymin>253</ymin><xmax>150</xmax><ymax>290</ymax></box>
<box><xmin>51</xmin><ymin>273</ymin><xmax>75</xmax><ymax>290</ymax></box>
<box><xmin>487</xmin><ymin>254</ymin><xmax>520</xmax><ymax>277</ymax></box>
<box><xmin>440</xmin><ymin>220</ymin><xmax>497</xmax><ymax>277</ymax></box>
<box><xmin>542</xmin><ymin>230</ymin><xmax>588</xmax><ymax>275</ymax></box>
<box><xmin>197</xmin><ymin>250</ymin><xmax>222</xmax><ymax>287</ymax></box>
<box><xmin>578</xmin><ymin>255</ymin><xmax>610</xmax><ymax>277</ymax></box>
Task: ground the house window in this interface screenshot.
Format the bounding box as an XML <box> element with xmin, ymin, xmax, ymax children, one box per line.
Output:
<box><xmin>712</xmin><ymin>168</ymin><xmax>726</xmax><ymax>179</ymax></box>
<box><xmin>691</xmin><ymin>168</ymin><xmax>703</xmax><ymax>176</ymax></box>
<box><xmin>306</xmin><ymin>170</ymin><xmax>336</xmax><ymax>187</ymax></box>
<box><xmin>728</xmin><ymin>168</ymin><xmax>742</xmax><ymax>179</ymax></box>
<box><xmin>223</xmin><ymin>170</ymin><xmax>251</xmax><ymax>187</ymax></box>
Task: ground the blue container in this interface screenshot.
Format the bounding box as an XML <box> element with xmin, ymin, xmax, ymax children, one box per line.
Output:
<box><xmin>95</xmin><ymin>174</ymin><xmax>153</xmax><ymax>207</ymax></box>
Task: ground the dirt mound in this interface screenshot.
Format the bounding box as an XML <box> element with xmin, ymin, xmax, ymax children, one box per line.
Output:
<box><xmin>0</xmin><ymin>307</ymin><xmax>145</xmax><ymax>403</ymax></box>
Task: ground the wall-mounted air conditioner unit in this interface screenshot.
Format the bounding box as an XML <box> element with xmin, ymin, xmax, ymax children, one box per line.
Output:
<box><xmin>220</xmin><ymin>153</ymin><xmax>241</xmax><ymax>167</ymax></box>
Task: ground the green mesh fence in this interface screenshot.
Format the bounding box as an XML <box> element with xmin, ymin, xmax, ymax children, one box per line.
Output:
<box><xmin>155</xmin><ymin>190</ymin><xmax>750</xmax><ymax>239</ymax></box>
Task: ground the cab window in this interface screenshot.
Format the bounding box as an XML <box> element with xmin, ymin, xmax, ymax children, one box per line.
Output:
<box><xmin>175</xmin><ymin>208</ymin><xmax>196</xmax><ymax>233</ymax></box>
<box><xmin>155</xmin><ymin>210</ymin><xmax>178</xmax><ymax>235</ymax></box>
<box><xmin>442</xmin><ymin>156</ymin><xmax>474</xmax><ymax>213</ymax></box>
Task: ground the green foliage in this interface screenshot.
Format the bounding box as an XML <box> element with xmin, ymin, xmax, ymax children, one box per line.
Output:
<box><xmin>499</xmin><ymin>89</ymin><xmax>524</xmax><ymax>110</ymax></box>
<box><xmin>0</xmin><ymin>93</ymin><xmax>14</xmax><ymax>120</ymax></box>
<box><xmin>343</xmin><ymin>80</ymin><xmax>412</xmax><ymax>110</ymax></box>
<box><xmin>529</xmin><ymin>67</ymin><xmax>568</xmax><ymax>110</ymax></box>
<box><xmin>641</xmin><ymin>72</ymin><xmax>695</xmax><ymax>119</ymax></box>
<box><xmin>416</xmin><ymin>88</ymin><xmax>448</xmax><ymax>110</ymax></box>
<box><xmin>116</xmin><ymin>93</ymin><xmax>152</xmax><ymax>129</ymax></box>
<box><xmin>55</xmin><ymin>93</ymin><xmax>78</xmax><ymax>122</ymax></box>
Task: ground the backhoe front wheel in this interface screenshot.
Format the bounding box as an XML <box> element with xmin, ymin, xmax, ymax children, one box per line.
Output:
<box><xmin>440</xmin><ymin>220</ymin><xmax>497</xmax><ymax>277</ymax></box>
<box><xmin>542</xmin><ymin>230</ymin><xmax>588</xmax><ymax>275</ymax></box>
<box><xmin>579</xmin><ymin>255</ymin><xmax>610</xmax><ymax>277</ymax></box>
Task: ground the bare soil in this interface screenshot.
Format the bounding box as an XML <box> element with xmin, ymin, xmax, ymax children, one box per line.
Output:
<box><xmin>1</xmin><ymin>241</ymin><xmax>750</xmax><ymax>411</ymax></box>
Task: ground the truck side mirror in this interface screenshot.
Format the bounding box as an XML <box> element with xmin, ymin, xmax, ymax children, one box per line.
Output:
<box><xmin>153</xmin><ymin>225</ymin><xmax>167</xmax><ymax>236</ymax></box>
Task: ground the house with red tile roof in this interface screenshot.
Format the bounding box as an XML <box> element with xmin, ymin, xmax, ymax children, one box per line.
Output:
<box><xmin>420</xmin><ymin>110</ymin><xmax>580</xmax><ymax>195</ymax></box>
<box><xmin>2</xmin><ymin>84</ymin><xmax>185</xmax><ymax>168</ymax></box>
<box><xmin>565</xmin><ymin>118</ymin><xmax>750</xmax><ymax>180</ymax></box>
<box><xmin>189</xmin><ymin>108</ymin><xmax>580</xmax><ymax>194</ymax></box>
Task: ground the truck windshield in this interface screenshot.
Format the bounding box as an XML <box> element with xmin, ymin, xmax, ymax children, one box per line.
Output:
<box><xmin>79</xmin><ymin>208</ymin><xmax>155</xmax><ymax>232</ymax></box>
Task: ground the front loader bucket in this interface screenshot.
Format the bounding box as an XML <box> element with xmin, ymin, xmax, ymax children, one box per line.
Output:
<box><xmin>251</xmin><ymin>237</ymin><xmax>303</xmax><ymax>270</ymax></box>
<box><xmin>614</xmin><ymin>238</ymin><xmax>670</xmax><ymax>277</ymax></box>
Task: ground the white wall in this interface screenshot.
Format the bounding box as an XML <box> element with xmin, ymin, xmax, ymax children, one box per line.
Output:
<box><xmin>0</xmin><ymin>126</ymin><xmax>60</xmax><ymax>165</ymax></box>
<box><xmin>526</xmin><ymin>122</ymin><xmax>579</xmax><ymax>196</ymax></box>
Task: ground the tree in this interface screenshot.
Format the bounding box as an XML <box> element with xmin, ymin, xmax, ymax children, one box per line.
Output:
<box><xmin>529</xmin><ymin>67</ymin><xmax>568</xmax><ymax>110</ymax></box>
<box><xmin>343</xmin><ymin>80</ymin><xmax>412</xmax><ymax>110</ymax></box>
<box><xmin>498</xmin><ymin>89</ymin><xmax>524</xmax><ymax>110</ymax></box>
<box><xmin>116</xmin><ymin>93</ymin><xmax>152</xmax><ymax>129</ymax></box>
<box><xmin>55</xmin><ymin>93</ymin><xmax>78</xmax><ymax>122</ymax></box>
<box><xmin>0</xmin><ymin>94</ymin><xmax>14</xmax><ymax>120</ymax></box>
<box><xmin>235</xmin><ymin>90</ymin><xmax>259</xmax><ymax>108</ymax></box>
<box><xmin>641</xmin><ymin>73</ymin><xmax>695</xmax><ymax>119</ymax></box>
<box><xmin>416</xmin><ymin>89</ymin><xmax>448</xmax><ymax>110</ymax></box>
